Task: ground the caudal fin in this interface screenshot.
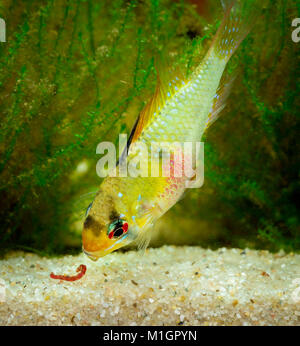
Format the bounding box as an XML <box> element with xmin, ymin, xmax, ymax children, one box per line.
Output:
<box><xmin>211</xmin><ymin>0</ymin><xmax>261</xmax><ymax>62</ymax></box>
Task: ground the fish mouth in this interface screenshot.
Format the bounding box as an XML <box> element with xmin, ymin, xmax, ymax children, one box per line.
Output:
<box><xmin>82</xmin><ymin>234</ymin><xmax>130</xmax><ymax>261</ymax></box>
<box><xmin>82</xmin><ymin>247</ymin><xmax>101</xmax><ymax>261</ymax></box>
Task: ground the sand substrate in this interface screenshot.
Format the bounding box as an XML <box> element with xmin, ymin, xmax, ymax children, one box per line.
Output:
<box><xmin>0</xmin><ymin>246</ymin><xmax>300</xmax><ymax>325</ymax></box>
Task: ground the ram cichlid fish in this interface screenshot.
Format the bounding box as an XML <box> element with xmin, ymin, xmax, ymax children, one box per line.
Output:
<box><xmin>82</xmin><ymin>0</ymin><xmax>260</xmax><ymax>261</ymax></box>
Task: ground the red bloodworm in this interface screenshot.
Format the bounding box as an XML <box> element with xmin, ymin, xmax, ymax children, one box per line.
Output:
<box><xmin>50</xmin><ymin>264</ymin><xmax>87</xmax><ymax>282</ymax></box>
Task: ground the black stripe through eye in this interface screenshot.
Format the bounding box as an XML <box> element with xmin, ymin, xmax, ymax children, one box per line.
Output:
<box><xmin>109</xmin><ymin>209</ymin><xmax>119</xmax><ymax>221</ymax></box>
<box><xmin>113</xmin><ymin>227</ymin><xmax>124</xmax><ymax>238</ymax></box>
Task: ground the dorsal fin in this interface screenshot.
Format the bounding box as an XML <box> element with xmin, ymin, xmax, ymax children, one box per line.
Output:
<box><xmin>129</xmin><ymin>60</ymin><xmax>187</xmax><ymax>146</ymax></box>
<box><xmin>118</xmin><ymin>62</ymin><xmax>187</xmax><ymax>166</ymax></box>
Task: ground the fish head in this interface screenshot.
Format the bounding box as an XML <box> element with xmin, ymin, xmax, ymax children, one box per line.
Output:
<box><xmin>82</xmin><ymin>183</ymin><xmax>138</xmax><ymax>261</ymax></box>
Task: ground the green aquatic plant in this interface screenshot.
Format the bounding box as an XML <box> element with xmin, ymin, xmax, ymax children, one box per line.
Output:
<box><xmin>0</xmin><ymin>0</ymin><xmax>299</xmax><ymax>255</ymax></box>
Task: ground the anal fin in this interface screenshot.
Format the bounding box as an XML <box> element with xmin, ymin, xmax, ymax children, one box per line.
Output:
<box><xmin>204</xmin><ymin>73</ymin><xmax>236</xmax><ymax>131</ymax></box>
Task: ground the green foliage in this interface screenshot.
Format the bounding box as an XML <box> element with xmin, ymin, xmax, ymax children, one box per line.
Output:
<box><xmin>0</xmin><ymin>0</ymin><xmax>299</xmax><ymax>255</ymax></box>
<box><xmin>0</xmin><ymin>0</ymin><xmax>208</xmax><ymax>254</ymax></box>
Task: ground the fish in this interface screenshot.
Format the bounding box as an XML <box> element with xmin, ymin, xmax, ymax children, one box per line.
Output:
<box><xmin>82</xmin><ymin>0</ymin><xmax>260</xmax><ymax>261</ymax></box>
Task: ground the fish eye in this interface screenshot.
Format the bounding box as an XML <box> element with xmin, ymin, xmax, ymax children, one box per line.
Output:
<box><xmin>112</xmin><ymin>227</ymin><xmax>124</xmax><ymax>238</ymax></box>
<box><xmin>107</xmin><ymin>219</ymin><xmax>128</xmax><ymax>239</ymax></box>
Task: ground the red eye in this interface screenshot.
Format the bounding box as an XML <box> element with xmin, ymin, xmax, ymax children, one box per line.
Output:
<box><xmin>107</xmin><ymin>220</ymin><xmax>128</xmax><ymax>239</ymax></box>
<box><xmin>123</xmin><ymin>222</ymin><xmax>128</xmax><ymax>233</ymax></box>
